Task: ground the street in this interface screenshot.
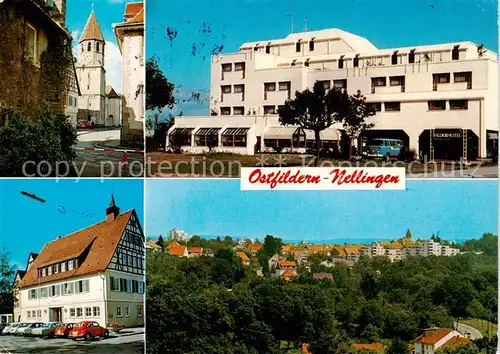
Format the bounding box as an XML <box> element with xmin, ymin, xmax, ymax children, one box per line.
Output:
<box><xmin>0</xmin><ymin>328</ymin><xmax>144</xmax><ymax>353</ymax></box>
<box><xmin>410</xmin><ymin>164</ymin><xmax>498</xmax><ymax>179</ymax></box>
<box><xmin>455</xmin><ymin>322</ymin><xmax>483</xmax><ymax>340</ymax></box>
<box><xmin>75</xmin><ymin>129</ymin><xmax>144</xmax><ymax>177</ymax></box>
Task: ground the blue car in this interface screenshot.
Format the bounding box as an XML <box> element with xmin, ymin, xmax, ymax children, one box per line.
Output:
<box><xmin>363</xmin><ymin>138</ymin><xmax>404</xmax><ymax>160</ymax></box>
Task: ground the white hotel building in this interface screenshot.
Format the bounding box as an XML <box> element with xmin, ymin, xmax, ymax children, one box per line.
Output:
<box><xmin>167</xmin><ymin>28</ymin><xmax>498</xmax><ymax>160</ymax></box>
<box><xmin>15</xmin><ymin>197</ymin><xmax>145</xmax><ymax>327</ymax></box>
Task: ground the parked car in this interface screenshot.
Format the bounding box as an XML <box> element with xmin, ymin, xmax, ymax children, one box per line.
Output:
<box><xmin>1</xmin><ymin>323</ymin><xmax>17</xmax><ymax>335</ymax></box>
<box><xmin>54</xmin><ymin>323</ymin><xmax>76</xmax><ymax>338</ymax></box>
<box><xmin>69</xmin><ymin>321</ymin><xmax>109</xmax><ymax>341</ymax></box>
<box><xmin>31</xmin><ymin>322</ymin><xmax>61</xmax><ymax>337</ymax></box>
<box><xmin>13</xmin><ymin>323</ymin><xmax>30</xmax><ymax>335</ymax></box>
<box><xmin>363</xmin><ymin>138</ymin><xmax>404</xmax><ymax>160</ymax></box>
<box><xmin>0</xmin><ymin>323</ymin><xmax>8</xmax><ymax>333</ymax></box>
<box><xmin>21</xmin><ymin>322</ymin><xmax>44</xmax><ymax>336</ymax></box>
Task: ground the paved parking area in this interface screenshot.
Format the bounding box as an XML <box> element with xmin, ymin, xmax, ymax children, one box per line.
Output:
<box><xmin>0</xmin><ymin>328</ymin><xmax>144</xmax><ymax>353</ymax></box>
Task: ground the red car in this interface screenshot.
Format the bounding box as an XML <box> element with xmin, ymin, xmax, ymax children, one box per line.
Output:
<box><xmin>54</xmin><ymin>323</ymin><xmax>75</xmax><ymax>338</ymax></box>
<box><xmin>68</xmin><ymin>321</ymin><xmax>109</xmax><ymax>341</ymax></box>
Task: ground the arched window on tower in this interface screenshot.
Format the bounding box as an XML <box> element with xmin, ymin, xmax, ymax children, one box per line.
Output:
<box><xmin>87</xmin><ymin>42</ymin><xmax>91</xmax><ymax>52</ymax></box>
<box><xmin>96</xmin><ymin>42</ymin><xmax>100</xmax><ymax>53</ymax></box>
<box><xmin>81</xmin><ymin>44</ymin><xmax>84</xmax><ymax>53</ymax></box>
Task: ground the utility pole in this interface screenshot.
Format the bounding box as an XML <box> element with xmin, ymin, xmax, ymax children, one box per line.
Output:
<box><xmin>304</xmin><ymin>15</ymin><xmax>308</xmax><ymax>32</ymax></box>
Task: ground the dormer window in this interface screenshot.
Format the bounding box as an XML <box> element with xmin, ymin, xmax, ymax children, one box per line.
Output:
<box><xmin>41</xmin><ymin>268</ymin><xmax>46</xmax><ymax>277</ymax></box>
<box><xmin>309</xmin><ymin>38</ymin><xmax>315</xmax><ymax>51</ymax></box>
<box><xmin>54</xmin><ymin>264</ymin><xmax>59</xmax><ymax>274</ymax></box>
<box><xmin>409</xmin><ymin>49</ymin><xmax>415</xmax><ymax>64</ymax></box>
<box><xmin>48</xmin><ymin>266</ymin><xmax>52</xmax><ymax>275</ymax></box>
<box><xmin>68</xmin><ymin>259</ymin><xmax>74</xmax><ymax>270</ymax></box>
<box><xmin>452</xmin><ymin>45</ymin><xmax>459</xmax><ymax>60</ymax></box>
<box><xmin>61</xmin><ymin>262</ymin><xmax>66</xmax><ymax>272</ymax></box>
<box><xmin>296</xmin><ymin>40</ymin><xmax>301</xmax><ymax>53</ymax></box>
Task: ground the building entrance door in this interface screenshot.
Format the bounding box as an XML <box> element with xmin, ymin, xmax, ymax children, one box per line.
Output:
<box><xmin>49</xmin><ymin>308</ymin><xmax>62</xmax><ymax>322</ymax></box>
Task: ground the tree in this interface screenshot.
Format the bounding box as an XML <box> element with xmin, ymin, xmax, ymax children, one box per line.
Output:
<box><xmin>0</xmin><ymin>246</ymin><xmax>16</xmax><ymax>314</ymax></box>
<box><xmin>156</xmin><ymin>235</ymin><xmax>164</xmax><ymax>249</ymax></box>
<box><xmin>341</xmin><ymin>90</ymin><xmax>375</xmax><ymax>159</ymax></box>
<box><xmin>263</xmin><ymin>235</ymin><xmax>283</xmax><ymax>258</ymax></box>
<box><xmin>0</xmin><ymin>106</ymin><xmax>77</xmax><ymax>176</ymax></box>
<box><xmin>278</xmin><ymin>81</ymin><xmax>350</xmax><ymax>165</ymax></box>
<box><xmin>387</xmin><ymin>338</ymin><xmax>408</xmax><ymax>354</ymax></box>
<box><xmin>146</xmin><ymin>57</ymin><xmax>175</xmax><ymax>112</ymax></box>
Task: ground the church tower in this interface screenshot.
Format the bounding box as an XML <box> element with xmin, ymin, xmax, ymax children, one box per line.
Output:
<box><xmin>76</xmin><ymin>10</ymin><xmax>106</xmax><ymax>126</ymax></box>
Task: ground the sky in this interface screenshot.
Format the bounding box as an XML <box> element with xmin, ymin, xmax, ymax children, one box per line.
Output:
<box><xmin>0</xmin><ymin>179</ymin><xmax>144</xmax><ymax>272</ymax></box>
<box><xmin>146</xmin><ymin>0</ymin><xmax>498</xmax><ymax>117</ymax></box>
<box><xmin>67</xmin><ymin>0</ymin><xmax>128</xmax><ymax>92</ymax></box>
<box><xmin>146</xmin><ymin>179</ymin><xmax>498</xmax><ymax>243</ymax></box>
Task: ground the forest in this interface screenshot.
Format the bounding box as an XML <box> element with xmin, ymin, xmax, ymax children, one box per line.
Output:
<box><xmin>146</xmin><ymin>234</ymin><xmax>498</xmax><ymax>354</ymax></box>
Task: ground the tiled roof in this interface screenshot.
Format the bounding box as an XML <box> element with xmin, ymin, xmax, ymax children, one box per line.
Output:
<box><xmin>281</xmin><ymin>269</ymin><xmax>298</xmax><ymax>278</ymax></box>
<box><xmin>278</xmin><ymin>260</ymin><xmax>296</xmax><ymax>268</ymax></box>
<box><xmin>146</xmin><ymin>240</ymin><xmax>161</xmax><ymax>249</ymax></box>
<box><xmin>437</xmin><ymin>336</ymin><xmax>470</xmax><ymax>351</ymax></box>
<box><xmin>344</xmin><ymin>245</ymin><xmax>362</xmax><ymax>254</ymax></box>
<box><xmin>188</xmin><ymin>247</ymin><xmax>203</xmax><ymax>255</ymax></box>
<box><xmin>124</xmin><ymin>2</ymin><xmax>144</xmax><ymax>21</ymax></box>
<box><xmin>248</xmin><ymin>242</ymin><xmax>263</xmax><ymax>252</ymax></box>
<box><xmin>169</xmin><ymin>245</ymin><xmax>187</xmax><ymax>256</ymax></box>
<box><xmin>413</xmin><ymin>328</ymin><xmax>453</xmax><ymax>345</ymax></box>
<box><xmin>167</xmin><ymin>241</ymin><xmax>181</xmax><ymax>249</ymax></box>
<box><xmin>80</xmin><ymin>11</ymin><xmax>104</xmax><ymax>42</ymax></box>
<box><xmin>236</xmin><ymin>251</ymin><xmax>250</xmax><ymax>262</ymax></box>
<box><xmin>313</xmin><ymin>273</ymin><xmax>333</xmax><ymax>280</ymax></box>
<box><xmin>127</xmin><ymin>7</ymin><xmax>144</xmax><ymax>24</ymax></box>
<box><xmin>19</xmin><ymin>210</ymin><xmax>134</xmax><ymax>288</ymax></box>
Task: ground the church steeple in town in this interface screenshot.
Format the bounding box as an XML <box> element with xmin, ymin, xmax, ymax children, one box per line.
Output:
<box><xmin>106</xmin><ymin>193</ymin><xmax>120</xmax><ymax>221</ymax></box>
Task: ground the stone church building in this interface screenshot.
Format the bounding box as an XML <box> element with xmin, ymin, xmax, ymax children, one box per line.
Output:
<box><xmin>76</xmin><ymin>11</ymin><xmax>122</xmax><ymax>128</ymax></box>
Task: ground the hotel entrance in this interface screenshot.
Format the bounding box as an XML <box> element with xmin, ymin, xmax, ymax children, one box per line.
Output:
<box><xmin>49</xmin><ymin>307</ymin><xmax>62</xmax><ymax>322</ymax></box>
<box><xmin>419</xmin><ymin>129</ymin><xmax>478</xmax><ymax>161</ymax></box>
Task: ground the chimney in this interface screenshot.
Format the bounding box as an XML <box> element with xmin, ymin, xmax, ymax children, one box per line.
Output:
<box><xmin>106</xmin><ymin>194</ymin><xmax>120</xmax><ymax>222</ymax></box>
<box><xmin>53</xmin><ymin>0</ymin><xmax>67</xmax><ymax>26</ymax></box>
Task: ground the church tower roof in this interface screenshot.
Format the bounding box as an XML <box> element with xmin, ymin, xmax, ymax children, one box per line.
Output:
<box><xmin>80</xmin><ymin>11</ymin><xmax>104</xmax><ymax>43</ymax></box>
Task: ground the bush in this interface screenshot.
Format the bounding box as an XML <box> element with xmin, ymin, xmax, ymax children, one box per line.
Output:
<box><xmin>0</xmin><ymin>106</ymin><xmax>77</xmax><ymax>176</ymax></box>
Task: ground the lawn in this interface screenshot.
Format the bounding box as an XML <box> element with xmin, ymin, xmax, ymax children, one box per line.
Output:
<box><xmin>462</xmin><ymin>318</ymin><xmax>497</xmax><ymax>338</ymax></box>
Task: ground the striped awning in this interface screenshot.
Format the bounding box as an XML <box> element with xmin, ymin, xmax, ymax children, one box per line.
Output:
<box><xmin>222</xmin><ymin>128</ymin><xmax>250</xmax><ymax>135</ymax></box>
<box><xmin>263</xmin><ymin>127</ymin><xmax>300</xmax><ymax>139</ymax></box>
<box><xmin>171</xmin><ymin>128</ymin><xmax>194</xmax><ymax>135</ymax></box>
<box><xmin>195</xmin><ymin>128</ymin><xmax>221</xmax><ymax>135</ymax></box>
<box><xmin>304</xmin><ymin>129</ymin><xmax>339</xmax><ymax>141</ymax></box>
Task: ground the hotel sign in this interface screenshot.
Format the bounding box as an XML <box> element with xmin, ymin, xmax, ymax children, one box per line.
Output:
<box><xmin>432</xmin><ymin>129</ymin><xmax>462</xmax><ymax>140</ymax></box>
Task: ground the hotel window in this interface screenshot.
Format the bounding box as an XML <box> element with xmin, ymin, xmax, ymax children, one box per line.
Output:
<box><xmin>61</xmin><ymin>262</ymin><xmax>66</xmax><ymax>272</ymax></box>
<box><xmin>233</xmin><ymin>84</ymin><xmax>244</xmax><ymax>94</ymax></box>
<box><xmin>77</xmin><ymin>308</ymin><xmax>83</xmax><ymax>318</ymax></box>
<box><xmin>70</xmin><ymin>308</ymin><xmax>75</xmax><ymax>318</ymax></box>
<box><xmin>234</xmin><ymin>62</ymin><xmax>245</xmax><ymax>78</ymax></box>
<box><xmin>29</xmin><ymin>289</ymin><xmax>36</xmax><ymax>300</ymax></box>
<box><xmin>68</xmin><ymin>260</ymin><xmax>74</xmax><ymax>270</ymax></box>
<box><xmin>353</xmin><ymin>54</ymin><xmax>359</xmax><ymax>67</ymax></box>
<box><xmin>26</xmin><ymin>24</ymin><xmax>38</xmax><ymax>63</ymax></box>
<box><xmin>391</xmin><ymin>51</ymin><xmax>398</xmax><ymax>65</ymax></box>
<box><xmin>333</xmin><ymin>79</ymin><xmax>347</xmax><ymax>92</ymax></box>
<box><xmin>428</xmin><ymin>100</ymin><xmax>446</xmax><ymax>111</ymax></box>
<box><xmin>264</xmin><ymin>105</ymin><xmax>277</xmax><ymax>115</ymax></box>
<box><xmin>434</xmin><ymin>73</ymin><xmax>450</xmax><ymax>83</ymax></box>
<box><xmin>309</xmin><ymin>38</ymin><xmax>315</xmax><ymax>51</ymax></box>
<box><xmin>138</xmin><ymin>281</ymin><xmax>144</xmax><ymax>294</ymax></box>
<box><xmin>40</xmin><ymin>287</ymin><xmax>47</xmax><ymax>298</ymax></box>
<box><xmin>138</xmin><ymin>305</ymin><xmax>143</xmax><ymax>317</ymax></box>
<box><xmin>63</xmin><ymin>282</ymin><xmax>73</xmax><ymax>295</ymax></box>
<box><xmin>221</xmin><ymin>63</ymin><xmax>232</xmax><ymax>72</ymax></box>
<box><xmin>76</xmin><ymin>279</ymin><xmax>89</xmax><ymax>294</ymax></box>
<box><xmin>233</xmin><ymin>106</ymin><xmax>244</xmax><ymax>115</ymax></box>
<box><xmin>367</xmin><ymin>102</ymin><xmax>382</xmax><ymax>112</ymax></box>
<box><xmin>385</xmin><ymin>102</ymin><xmax>401</xmax><ymax>112</ymax></box>
<box><xmin>452</xmin><ymin>45</ymin><xmax>459</xmax><ymax>60</ymax></box>
<box><xmin>319</xmin><ymin>80</ymin><xmax>331</xmax><ymax>90</ymax></box>
<box><xmin>220</xmin><ymin>107</ymin><xmax>231</xmax><ymax>116</ymax></box>
<box><xmin>450</xmin><ymin>100</ymin><xmax>468</xmax><ymax>110</ymax></box>
<box><xmin>85</xmin><ymin>307</ymin><xmax>92</xmax><ymax>317</ymax></box>
<box><xmin>264</xmin><ymin>82</ymin><xmax>276</xmax><ymax>92</ymax></box>
<box><xmin>124</xmin><ymin>306</ymin><xmax>130</xmax><ymax>317</ymax></box>
<box><xmin>372</xmin><ymin>77</ymin><xmax>386</xmax><ymax>87</ymax></box>
<box><xmin>409</xmin><ymin>49</ymin><xmax>415</xmax><ymax>63</ymax></box>
<box><xmin>93</xmin><ymin>307</ymin><xmax>100</xmax><ymax>317</ymax></box>
<box><xmin>221</xmin><ymin>85</ymin><xmax>231</xmax><ymax>94</ymax></box>
<box><xmin>295</xmin><ymin>41</ymin><xmax>301</xmax><ymax>52</ymax></box>
<box><xmin>338</xmin><ymin>56</ymin><xmax>344</xmax><ymax>69</ymax></box>
<box><xmin>116</xmin><ymin>306</ymin><xmax>122</xmax><ymax>317</ymax></box>
<box><xmin>390</xmin><ymin>76</ymin><xmax>405</xmax><ymax>92</ymax></box>
<box><xmin>454</xmin><ymin>72</ymin><xmax>472</xmax><ymax>89</ymax></box>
